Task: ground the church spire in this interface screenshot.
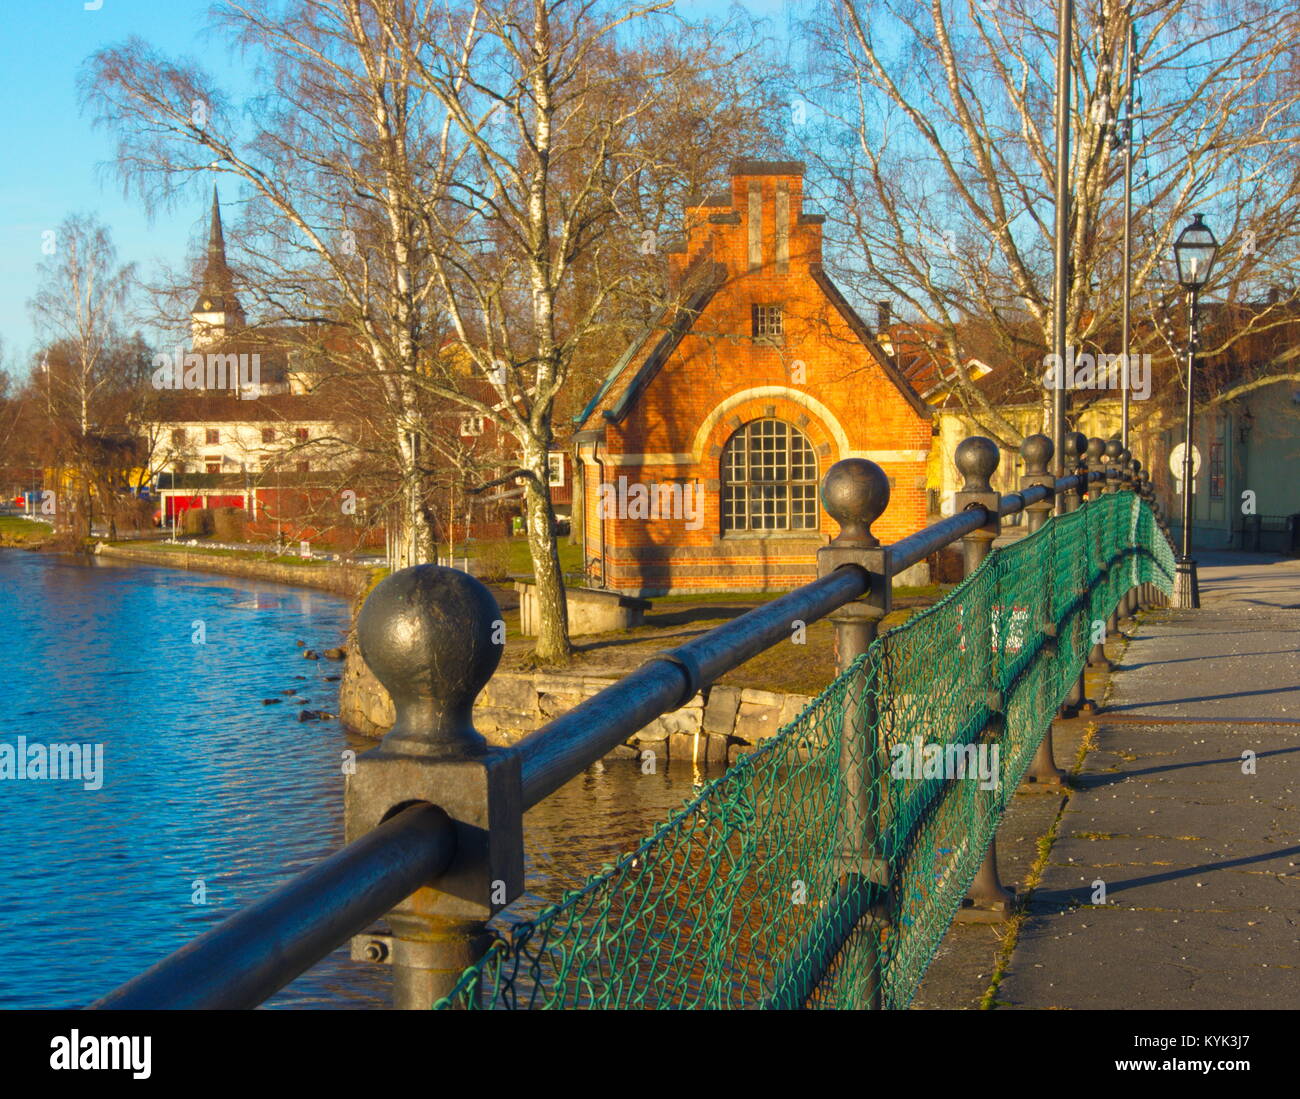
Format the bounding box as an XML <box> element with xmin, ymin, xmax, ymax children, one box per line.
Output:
<box><xmin>207</xmin><ymin>184</ymin><xmax>226</xmax><ymax>259</ymax></box>
<box><xmin>192</xmin><ymin>185</ymin><xmax>245</xmax><ymax>346</ymax></box>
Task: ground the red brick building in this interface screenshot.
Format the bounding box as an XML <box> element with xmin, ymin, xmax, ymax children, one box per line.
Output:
<box><xmin>573</xmin><ymin>160</ymin><xmax>933</xmax><ymax>595</ymax></box>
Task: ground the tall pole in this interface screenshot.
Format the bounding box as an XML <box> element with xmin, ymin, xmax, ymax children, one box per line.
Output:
<box><xmin>1120</xmin><ymin>11</ymin><xmax>1135</xmax><ymax>449</ymax></box>
<box><xmin>1175</xmin><ymin>287</ymin><xmax>1200</xmax><ymax>608</ymax></box>
<box><xmin>1052</xmin><ymin>0</ymin><xmax>1074</xmax><ymax>511</ymax></box>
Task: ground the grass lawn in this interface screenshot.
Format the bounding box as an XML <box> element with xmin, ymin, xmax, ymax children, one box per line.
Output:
<box><xmin>491</xmin><ymin>581</ymin><xmax>953</xmax><ymax>697</ymax></box>
<box><xmin>0</xmin><ymin>517</ymin><xmax>53</xmax><ymax>546</ymax></box>
<box><xmin>456</xmin><ymin>538</ymin><xmax>584</xmax><ymax>582</ymax></box>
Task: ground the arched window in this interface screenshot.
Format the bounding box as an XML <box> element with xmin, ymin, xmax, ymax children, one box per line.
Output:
<box><xmin>721</xmin><ymin>419</ymin><xmax>818</xmax><ymax>532</ymax></box>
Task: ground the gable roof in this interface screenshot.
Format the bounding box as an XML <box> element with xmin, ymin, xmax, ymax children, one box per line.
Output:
<box><xmin>575</xmin><ymin>261</ymin><xmax>931</xmax><ymax>429</ymax></box>
<box><xmin>807</xmin><ymin>265</ymin><xmax>932</xmax><ymax>420</ymax></box>
<box><xmin>574</xmin><ymin>251</ymin><xmax>728</xmax><ymax>427</ymax></box>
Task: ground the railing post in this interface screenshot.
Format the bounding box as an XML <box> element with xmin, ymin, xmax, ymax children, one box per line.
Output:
<box><xmin>1137</xmin><ymin>470</ymin><xmax>1163</xmax><ymax>607</ymax></box>
<box><xmin>1104</xmin><ymin>437</ymin><xmax>1124</xmax><ymax>494</ymax></box>
<box><xmin>817</xmin><ymin>458</ymin><xmax>892</xmax><ymax>1007</ymax></box>
<box><xmin>1057</xmin><ymin>432</ymin><xmax>1093</xmax><ymax>716</ymax></box>
<box><xmin>953</xmin><ymin>437</ymin><xmax>1015</xmax><ymax>920</ymax></box>
<box><xmin>1019</xmin><ymin>434</ymin><xmax>1067</xmax><ymax>787</ymax></box>
<box><xmin>1128</xmin><ymin>459</ymin><xmax>1145</xmax><ymax>614</ymax></box>
<box><xmin>1101</xmin><ymin>439</ymin><xmax>1125</xmax><ymax>642</ymax></box>
<box><xmin>1062</xmin><ymin>432</ymin><xmax>1085</xmax><ymax>512</ymax></box>
<box><xmin>1085</xmin><ymin>436</ymin><xmax>1106</xmax><ymax>492</ymax></box>
<box><xmin>1118</xmin><ymin>448</ymin><xmax>1139</xmax><ymax>621</ymax></box>
<box><xmin>1086</xmin><ymin>437</ymin><xmax>1113</xmax><ymax>672</ymax></box>
<box><xmin>346</xmin><ymin>565</ymin><xmax>524</xmax><ymax>1009</ymax></box>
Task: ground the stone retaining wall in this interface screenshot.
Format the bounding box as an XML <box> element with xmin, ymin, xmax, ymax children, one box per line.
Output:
<box><xmin>339</xmin><ymin>624</ymin><xmax>812</xmax><ymax>765</ymax></box>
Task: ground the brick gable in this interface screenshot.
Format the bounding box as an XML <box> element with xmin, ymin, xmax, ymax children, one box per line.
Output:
<box><xmin>575</xmin><ymin>161</ymin><xmax>933</xmax><ymax>595</ymax></box>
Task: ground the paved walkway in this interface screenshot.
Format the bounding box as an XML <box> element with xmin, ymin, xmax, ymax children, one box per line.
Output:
<box><xmin>997</xmin><ymin>552</ymin><xmax>1300</xmax><ymax>1009</ymax></box>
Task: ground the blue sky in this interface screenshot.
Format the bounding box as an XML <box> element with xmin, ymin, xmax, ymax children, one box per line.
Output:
<box><xmin>0</xmin><ymin>0</ymin><xmax>796</xmax><ymax>378</ymax></box>
<box><xmin>0</xmin><ymin>1</ymin><xmax>238</xmax><ymax>372</ymax></box>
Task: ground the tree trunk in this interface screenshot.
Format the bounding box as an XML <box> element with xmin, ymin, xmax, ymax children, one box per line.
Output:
<box><xmin>522</xmin><ymin>456</ymin><xmax>570</xmax><ymax>665</ymax></box>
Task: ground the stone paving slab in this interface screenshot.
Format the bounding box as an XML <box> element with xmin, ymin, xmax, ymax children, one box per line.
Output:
<box><xmin>996</xmin><ymin>908</ymin><xmax>1299</xmax><ymax>1009</ymax></box>
<box><xmin>994</xmin><ymin>556</ymin><xmax>1300</xmax><ymax>1010</ymax></box>
<box><xmin>1030</xmin><ymin>864</ymin><xmax>1300</xmax><ymax>914</ymax></box>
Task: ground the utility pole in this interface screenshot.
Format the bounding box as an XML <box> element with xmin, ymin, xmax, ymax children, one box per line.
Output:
<box><xmin>1051</xmin><ymin>0</ymin><xmax>1074</xmax><ymax>511</ymax></box>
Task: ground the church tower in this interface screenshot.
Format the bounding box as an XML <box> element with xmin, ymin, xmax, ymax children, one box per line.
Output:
<box><xmin>190</xmin><ymin>186</ymin><xmax>246</xmax><ymax>349</ymax></box>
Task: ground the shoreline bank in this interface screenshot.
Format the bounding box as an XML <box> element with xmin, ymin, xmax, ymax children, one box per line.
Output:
<box><xmin>93</xmin><ymin>542</ymin><xmax>376</xmax><ymax>598</ymax></box>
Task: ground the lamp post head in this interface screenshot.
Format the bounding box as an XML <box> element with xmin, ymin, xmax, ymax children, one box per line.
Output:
<box><xmin>1174</xmin><ymin>213</ymin><xmax>1218</xmax><ymax>290</ymax></box>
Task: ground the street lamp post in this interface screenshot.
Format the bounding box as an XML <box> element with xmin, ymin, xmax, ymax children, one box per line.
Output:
<box><xmin>1171</xmin><ymin>213</ymin><xmax>1218</xmax><ymax>609</ymax></box>
<box><xmin>1051</xmin><ymin>0</ymin><xmax>1074</xmax><ymax>508</ymax></box>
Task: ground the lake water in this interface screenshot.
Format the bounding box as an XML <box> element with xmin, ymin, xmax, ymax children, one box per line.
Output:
<box><xmin>0</xmin><ymin>549</ymin><xmax>718</xmax><ymax>1008</ymax></box>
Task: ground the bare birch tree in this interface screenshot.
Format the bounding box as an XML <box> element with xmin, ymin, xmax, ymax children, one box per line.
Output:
<box><xmin>794</xmin><ymin>0</ymin><xmax>1300</xmax><ymax>444</ymax></box>
<box><xmin>83</xmin><ymin>0</ymin><xmax>778</xmax><ymax>664</ymax></box>
<box><xmin>27</xmin><ymin>214</ymin><xmax>136</xmax><ymax>537</ymax></box>
<box><xmin>82</xmin><ymin>0</ymin><xmax>459</xmax><ymax>566</ymax></box>
<box><xmin>391</xmin><ymin>0</ymin><xmax>780</xmax><ymax>663</ymax></box>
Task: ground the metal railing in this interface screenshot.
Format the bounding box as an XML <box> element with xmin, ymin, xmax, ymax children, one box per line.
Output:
<box><xmin>91</xmin><ymin>431</ymin><xmax>1176</xmax><ymax>1010</ymax></box>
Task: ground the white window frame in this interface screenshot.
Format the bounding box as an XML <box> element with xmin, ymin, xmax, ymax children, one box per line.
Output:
<box><xmin>547</xmin><ymin>452</ymin><xmax>565</xmax><ymax>488</ymax></box>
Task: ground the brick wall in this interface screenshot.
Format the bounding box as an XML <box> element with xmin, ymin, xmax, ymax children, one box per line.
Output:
<box><xmin>580</xmin><ymin>162</ymin><xmax>932</xmax><ymax>595</ymax></box>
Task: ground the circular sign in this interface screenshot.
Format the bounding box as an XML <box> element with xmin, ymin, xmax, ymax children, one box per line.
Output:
<box><xmin>1169</xmin><ymin>442</ymin><xmax>1201</xmax><ymax>478</ymax></box>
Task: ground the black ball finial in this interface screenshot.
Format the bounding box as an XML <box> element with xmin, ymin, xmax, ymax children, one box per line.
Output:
<box><xmin>1131</xmin><ymin>458</ymin><xmax>1143</xmax><ymax>476</ymax></box>
<box><xmin>357</xmin><ymin>564</ymin><xmax>503</xmax><ymax>756</ymax></box>
<box><xmin>821</xmin><ymin>458</ymin><xmax>889</xmax><ymax>547</ymax></box>
<box><xmin>1064</xmin><ymin>431</ymin><xmax>1088</xmax><ymax>464</ymax></box>
<box><xmin>955</xmin><ymin>436</ymin><xmax>999</xmax><ymax>493</ymax></box>
<box><xmin>1020</xmin><ymin>433</ymin><xmax>1052</xmax><ymax>476</ymax></box>
<box><xmin>1086</xmin><ymin>436</ymin><xmax>1106</xmax><ymax>464</ymax></box>
<box><xmin>1105</xmin><ymin>437</ymin><xmax>1123</xmax><ymax>461</ymax></box>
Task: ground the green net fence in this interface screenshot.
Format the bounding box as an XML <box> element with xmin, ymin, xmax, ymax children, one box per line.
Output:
<box><xmin>436</xmin><ymin>492</ymin><xmax>1175</xmax><ymax>1010</ymax></box>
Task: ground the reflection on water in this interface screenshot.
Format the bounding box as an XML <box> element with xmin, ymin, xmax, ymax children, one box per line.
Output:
<box><xmin>0</xmin><ymin>550</ymin><xmax>717</xmax><ymax>1008</ymax></box>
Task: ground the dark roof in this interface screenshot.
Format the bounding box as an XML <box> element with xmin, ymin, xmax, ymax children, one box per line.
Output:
<box><xmin>730</xmin><ymin>159</ymin><xmax>806</xmax><ymax>176</ymax></box>
<box><xmin>574</xmin><ymin>249</ymin><xmax>727</xmax><ymax>426</ymax></box>
<box><xmin>149</xmin><ymin>393</ymin><xmax>340</xmax><ymax>422</ymax></box>
<box><xmin>808</xmin><ymin>265</ymin><xmax>932</xmax><ymax>419</ymax></box>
